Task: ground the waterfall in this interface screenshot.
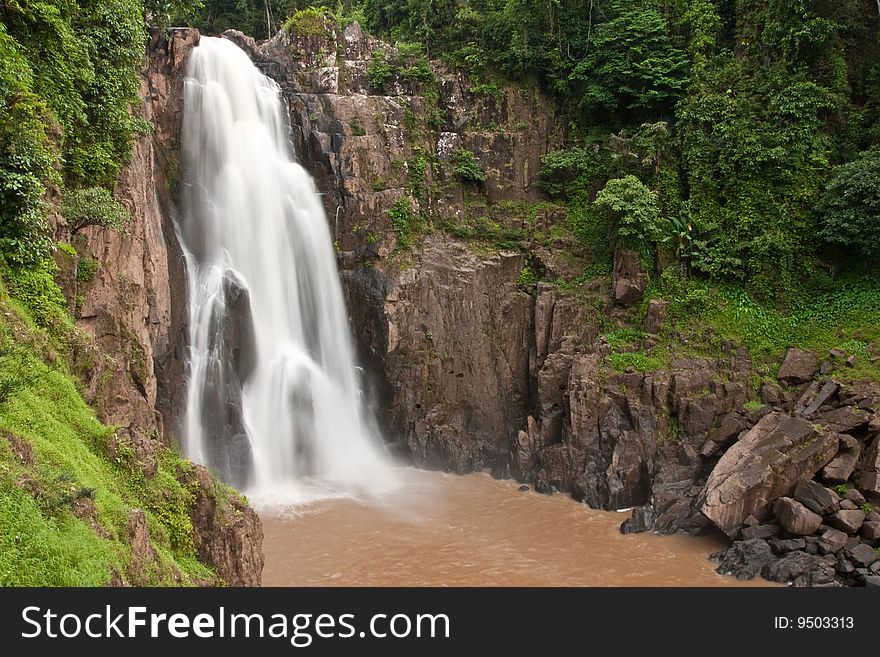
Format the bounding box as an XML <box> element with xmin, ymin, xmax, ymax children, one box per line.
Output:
<box><xmin>177</xmin><ymin>36</ymin><xmax>395</xmax><ymax>504</ymax></box>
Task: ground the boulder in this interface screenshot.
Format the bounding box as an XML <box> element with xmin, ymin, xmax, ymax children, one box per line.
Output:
<box><xmin>643</xmin><ymin>299</ymin><xmax>669</xmax><ymax>334</ymax></box>
<box><xmin>713</xmin><ymin>539</ymin><xmax>777</xmax><ymax>580</ymax></box>
<box><xmin>860</xmin><ymin>436</ymin><xmax>880</xmax><ymax>496</ymax></box>
<box><xmin>777</xmin><ymin>348</ymin><xmax>817</xmax><ymax>385</ymax></box>
<box><xmin>847</xmin><ymin>543</ymin><xmax>879</xmax><ymax>568</ymax></box>
<box><xmin>769</xmin><ymin>538</ymin><xmax>806</xmax><ymax>555</ymax></box>
<box><xmin>612</xmin><ymin>248</ymin><xmax>648</xmax><ymax>308</ymax></box>
<box><xmin>821</xmin><ymin>435</ymin><xmax>862</xmax><ymax>485</ymax></box>
<box><xmin>817</xmin><ymin>406</ymin><xmax>870</xmax><ymax>434</ymax></box>
<box><xmin>793</xmin><ymin>479</ymin><xmax>839</xmax><ymax>515</ymax></box>
<box><xmin>861</xmin><ymin>520</ymin><xmax>880</xmax><ymax>541</ymax></box>
<box><xmin>844</xmin><ymin>488</ymin><xmax>866</xmax><ymax>506</ymax></box>
<box><xmin>797</xmin><ymin>380</ymin><xmax>838</xmax><ymax>417</ymax></box>
<box><xmin>840</xmin><ymin>499</ymin><xmax>859</xmax><ymax>511</ymax></box>
<box><xmin>620</xmin><ymin>506</ymin><xmax>655</xmax><ymax>535</ymax></box>
<box><xmin>762</xmin><ymin>551</ymin><xmax>829</xmax><ymax>583</ymax></box>
<box><xmin>828</xmin><ymin>509</ymin><xmax>866</xmax><ymax>534</ymax></box>
<box><xmin>817</xmin><ymin>528</ymin><xmax>849</xmax><ymax>555</ymax></box>
<box><xmin>863</xmin><ymin>576</ymin><xmax>880</xmax><ymax>588</ymax></box>
<box><xmin>774</xmin><ymin>497</ymin><xmax>823</xmax><ymax>536</ymax></box>
<box><xmin>741</xmin><ymin>524</ymin><xmax>781</xmax><ymax>540</ymax></box>
<box><xmin>699</xmin><ymin>413</ymin><xmax>839</xmax><ymax>537</ymax></box>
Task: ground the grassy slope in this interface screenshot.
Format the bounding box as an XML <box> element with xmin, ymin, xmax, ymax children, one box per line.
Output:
<box><xmin>0</xmin><ymin>275</ymin><xmax>216</xmax><ymax>586</ymax></box>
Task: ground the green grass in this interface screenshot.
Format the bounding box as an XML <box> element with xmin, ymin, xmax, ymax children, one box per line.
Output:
<box><xmin>653</xmin><ymin>269</ymin><xmax>880</xmax><ymax>382</ymax></box>
<box><xmin>608</xmin><ymin>351</ymin><xmax>666</xmax><ymax>373</ymax></box>
<box><xmin>0</xmin><ymin>277</ymin><xmax>218</xmax><ymax>586</ymax></box>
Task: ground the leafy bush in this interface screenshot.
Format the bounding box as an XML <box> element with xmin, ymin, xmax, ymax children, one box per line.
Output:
<box><xmin>387</xmin><ymin>198</ymin><xmax>415</xmax><ymax>249</ymax></box>
<box><xmin>63</xmin><ymin>188</ymin><xmax>131</xmax><ymax>236</ymax></box>
<box><xmin>282</xmin><ymin>7</ymin><xmax>329</xmax><ymax>36</ymax></box>
<box><xmin>367</xmin><ymin>51</ymin><xmax>394</xmax><ymax>91</ymax></box>
<box><xmin>818</xmin><ymin>148</ymin><xmax>880</xmax><ymax>265</ymax></box>
<box><xmin>6</xmin><ymin>260</ymin><xmax>67</xmax><ymax>329</ymax></box>
<box><xmin>451</xmin><ymin>149</ymin><xmax>486</xmax><ymax>184</ymax></box>
<box><xmin>594</xmin><ymin>176</ymin><xmax>663</xmax><ymax>251</ymax></box>
<box><xmin>76</xmin><ymin>257</ymin><xmax>100</xmax><ymax>286</ymax></box>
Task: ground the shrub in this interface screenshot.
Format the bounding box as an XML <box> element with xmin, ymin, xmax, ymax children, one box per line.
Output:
<box><xmin>62</xmin><ymin>188</ymin><xmax>130</xmax><ymax>236</ymax></box>
<box><xmin>818</xmin><ymin>148</ymin><xmax>880</xmax><ymax>265</ymax></box>
<box><xmin>282</xmin><ymin>8</ymin><xmax>329</xmax><ymax>36</ymax></box>
<box><xmin>451</xmin><ymin>149</ymin><xmax>486</xmax><ymax>184</ymax></box>
<box><xmin>594</xmin><ymin>175</ymin><xmax>663</xmax><ymax>251</ymax></box>
<box><xmin>368</xmin><ymin>51</ymin><xmax>394</xmax><ymax>91</ymax></box>
<box><xmin>76</xmin><ymin>257</ymin><xmax>100</xmax><ymax>286</ymax></box>
<box><xmin>387</xmin><ymin>198</ymin><xmax>415</xmax><ymax>249</ymax></box>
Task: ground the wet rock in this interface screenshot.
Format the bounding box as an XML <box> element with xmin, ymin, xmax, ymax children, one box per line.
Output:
<box><xmin>777</xmin><ymin>348</ymin><xmax>817</xmax><ymax>385</ymax></box>
<box><xmin>742</xmin><ymin>524</ymin><xmax>782</xmax><ymax>540</ymax></box>
<box><xmin>847</xmin><ymin>543</ymin><xmax>879</xmax><ymax>568</ymax></box>
<box><xmin>620</xmin><ymin>506</ymin><xmax>655</xmax><ymax>534</ymax></box>
<box><xmin>612</xmin><ymin>248</ymin><xmax>648</xmax><ymax>308</ymax></box>
<box><xmin>829</xmin><ymin>509</ymin><xmax>866</xmax><ymax>534</ymax></box>
<box><xmin>792</xmin><ymin>558</ymin><xmax>839</xmax><ymax>587</ymax></box>
<box><xmin>817</xmin><ymin>528</ymin><xmax>849</xmax><ymax>555</ymax></box>
<box><xmin>769</xmin><ymin>538</ymin><xmax>806</xmax><ymax>555</ymax></box>
<box><xmin>534</xmin><ymin>479</ymin><xmax>555</xmax><ymax>495</ymax></box>
<box><xmin>714</xmin><ymin>539</ymin><xmax>776</xmax><ymax>580</ymax></box>
<box><xmin>700</xmin><ymin>412</ymin><xmax>839</xmax><ymax>537</ymax></box>
<box><xmin>822</xmin><ymin>435</ymin><xmax>862</xmax><ymax>484</ymax></box>
<box><xmin>863</xmin><ymin>575</ymin><xmax>880</xmax><ymax>588</ymax></box>
<box><xmin>861</xmin><ymin>520</ymin><xmax>880</xmax><ymax>541</ymax></box>
<box><xmin>860</xmin><ymin>436</ymin><xmax>880</xmax><ymax>496</ymax></box>
<box><xmin>185</xmin><ymin>464</ymin><xmax>264</xmax><ymax>586</ymax></box>
<box><xmin>762</xmin><ymin>551</ymin><xmax>825</xmax><ymax>583</ymax></box>
<box><xmin>774</xmin><ymin>497</ymin><xmax>823</xmax><ymax>536</ymax></box>
<box><xmin>517</xmin><ymin>485</ymin><xmax>529</xmax><ymax>492</ymax></box>
<box><xmin>643</xmin><ymin>299</ymin><xmax>669</xmax><ymax>334</ymax></box>
<box><xmin>794</xmin><ymin>479</ymin><xmax>840</xmax><ymax>516</ymax></box>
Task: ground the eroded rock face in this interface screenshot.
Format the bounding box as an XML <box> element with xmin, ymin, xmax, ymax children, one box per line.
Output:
<box><xmin>699</xmin><ymin>413</ymin><xmax>839</xmax><ymax>537</ymax></box>
<box><xmin>73</xmin><ymin>29</ymin><xmax>195</xmax><ymax>443</ymax></box>
<box><xmin>185</xmin><ymin>464</ymin><xmax>264</xmax><ymax>586</ymax></box>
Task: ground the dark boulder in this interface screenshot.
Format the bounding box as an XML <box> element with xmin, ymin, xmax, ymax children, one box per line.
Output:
<box><xmin>860</xmin><ymin>436</ymin><xmax>880</xmax><ymax>496</ymax></box>
<box><xmin>762</xmin><ymin>551</ymin><xmax>827</xmax><ymax>583</ymax></box>
<box><xmin>793</xmin><ymin>479</ymin><xmax>840</xmax><ymax>516</ymax></box>
<box><xmin>860</xmin><ymin>520</ymin><xmax>880</xmax><ymax>541</ymax></box>
<box><xmin>847</xmin><ymin>543</ymin><xmax>879</xmax><ymax>568</ymax></box>
<box><xmin>714</xmin><ymin>539</ymin><xmax>776</xmax><ymax>580</ymax></box>
<box><xmin>777</xmin><ymin>348</ymin><xmax>817</xmax><ymax>385</ymax></box>
<box><xmin>817</xmin><ymin>528</ymin><xmax>849</xmax><ymax>555</ymax></box>
<box><xmin>620</xmin><ymin>506</ymin><xmax>656</xmax><ymax>535</ymax></box>
<box><xmin>612</xmin><ymin>248</ymin><xmax>648</xmax><ymax>308</ymax></box>
<box><xmin>822</xmin><ymin>435</ymin><xmax>862</xmax><ymax>485</ymax></box>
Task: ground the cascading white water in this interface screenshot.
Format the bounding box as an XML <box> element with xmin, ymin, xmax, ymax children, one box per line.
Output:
<box><xmin>178</xmin><ymin>36</ymin><xmax>396</xmax><ymax>504</ymax></box>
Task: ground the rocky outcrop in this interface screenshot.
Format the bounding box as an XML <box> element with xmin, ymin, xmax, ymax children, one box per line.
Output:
<box><xmin>185</xmin><ymin>464</ymin><xmax>264</xmax><ymax>587</ymax></box>
<box><xmin>612</xmin><ymin>248</ymin><xmax>648</xmax><ymax>308</ymax></box>
<box><xmin>700</xmin><ymin>413</ymin><xmax>839</xmax><ymax>537</ymax></box>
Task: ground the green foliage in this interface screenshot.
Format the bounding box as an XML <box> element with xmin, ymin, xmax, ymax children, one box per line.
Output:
<box><xmin>367</xmin><ymin>50</ymin><xmax>394</xmax><ymax>91</ymax></box>
<box><xmin>569</xmin><ymin>2</ymin><xmax>688</xmax><ymax>116</ymax></box>
<box><xmin>451</xmin><ymin>149</ymin><xmax>485</xmax><ymax>184</ymax></box>
<box><xmin>0</xmin><ymin>279</ymin><xmax>217</xmax><ymax>585</ymax></box>
<box><xmin>63</xmin><ymin>188</ymin><xmax>131</xmax><ymax>235</ymax></box>
<box><xmin>818</xmin><ymin>148</ymin><xmax>880</xmax><ymax>264</ymax></box>
<box><xmin>5</xmin><ymin>260</ymin><xmax>67</xmax><ymax>329</ymax></box>
<box><xmin>282</xmin><ymin>7</ymin><xmax>330</xmax><ymax>36</ymax></box>
<box><xmin>608</xmin><ymin>351</ymin><xmax>665</xmax><ymax>373</ymax></box>
<box><xmin>742</xmin><ymin>400</ymin><xmax>766</xmax><ymax>413</ymax></box>
<box><xmin>387</xmin><ymin>197</ymin><xmax>415</xmax><ymax>249</ymax></box>
<box><xmin>603</xmin><ymin>328</ymin><xmax>645</xmax><ymax>350</ymax></box>
<box><xmin>594</xmin><ymin>176</ymin><xmax>663</xmax><ymax>251</ymax></box>
<box><xmin>76</xmin><ymin>257</ymin><xmax>100</xmax><ymax>287</ymax></box>
<box><xmin>516</xmin><ymin>263</ymin><xmax>536</xmax><ymax>286</ymax></box>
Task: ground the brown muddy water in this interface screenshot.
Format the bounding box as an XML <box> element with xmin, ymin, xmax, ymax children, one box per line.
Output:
<box><xmin>259</xmin><ymin>469</ymin><xmax>774</xmax><ymax>587</ymax></box>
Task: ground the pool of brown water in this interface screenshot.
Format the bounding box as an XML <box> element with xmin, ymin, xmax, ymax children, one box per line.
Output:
<box><xmin>259</xmin><ymin>469</ymin><xmax>774</xmax><ymax>587</ymax></box>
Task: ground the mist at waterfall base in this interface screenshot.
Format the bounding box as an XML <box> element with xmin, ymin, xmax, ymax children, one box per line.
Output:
<box><xmin>178</xmin><ymin>37</ymin><xmax>398</xmax><ymax>509</ymax></box>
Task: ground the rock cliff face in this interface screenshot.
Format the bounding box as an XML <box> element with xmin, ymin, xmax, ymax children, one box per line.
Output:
<box><xmin>227</xmin><ymin>22</ymin><xmax>756</xmax><ymax>517</ymax></box>
<box><xmin>54</xmin><ymin>29</ymin><xmax>263</xmax><ymax>586</ymax></box>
